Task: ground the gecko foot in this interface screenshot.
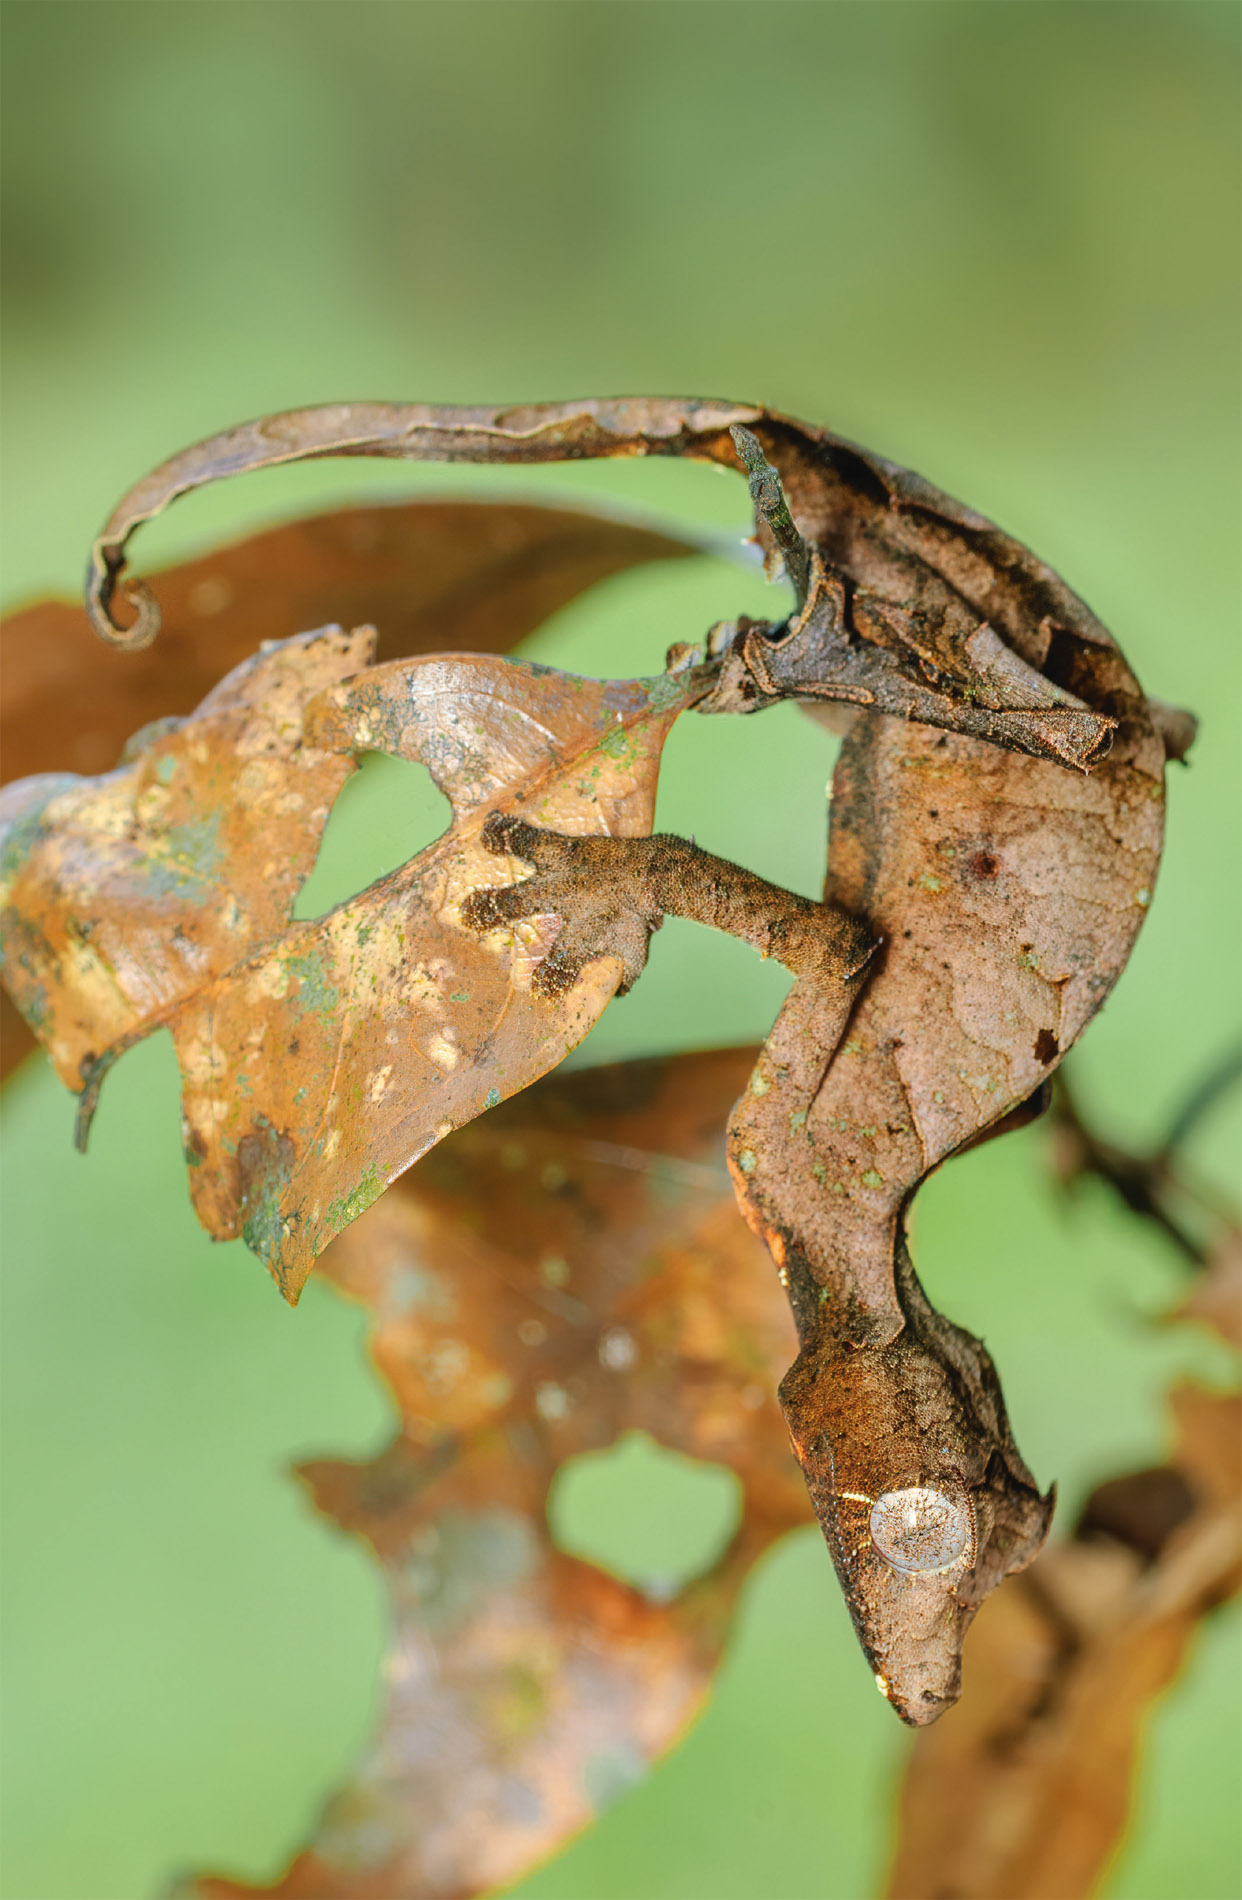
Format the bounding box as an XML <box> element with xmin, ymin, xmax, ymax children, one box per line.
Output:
<box><xmin>460</xmin><ymin>813</ymin><xmax>663</xmax><ymax>999</ymax></box>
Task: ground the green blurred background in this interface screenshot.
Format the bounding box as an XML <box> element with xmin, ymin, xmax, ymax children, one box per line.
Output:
<box><xmin>1</xmin><ymin>3</ymin><xmax>1239</xmax><ymax>1897</ymax></box>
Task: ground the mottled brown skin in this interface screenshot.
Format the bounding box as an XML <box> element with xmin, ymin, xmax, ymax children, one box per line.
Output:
<box><xmin>775</xmin><ymin>1230</ymin><xmax>1051</xmax><ymax>1725</ymax></box>
<box><xmin>450</xmin><ymin>420</ymin><xmax>1164</xmax><ymax>1725</ymax></box>
<box><xmin>461</xmin><ymin>813</ymin><xmax>1056</xmax><ymax>1725</ymax></box>
<box><xmin>469</xmin><ymin>646</ymin><xmax>1170</xmax><ymax>1727</ymax></box>
<box><xmin>722</xmin><ymin>952</ymin><xmax>1054</xmax><ymax>1725</ymax></box>
<box><xmin>76</xmin><ymin>396</ymin><xmax>1170</xmax><ymax>1721</ymax></box>
<box><xmin>715</xmin><ymin>429</ymin><xmax>1161</xmax><ymax>1723</ymax></box>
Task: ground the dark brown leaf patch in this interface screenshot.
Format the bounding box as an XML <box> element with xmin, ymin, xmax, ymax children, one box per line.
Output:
<box><xmin>180</xmin><ymin>1046</ymin><xmax>809</xmax><ymax>1900</ymax></box>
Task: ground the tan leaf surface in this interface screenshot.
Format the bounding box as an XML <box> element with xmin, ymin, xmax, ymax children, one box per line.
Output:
<box><xmin>0</xmin><ymin>988</ymin><xmax>35</xmax><ymax>1086</ymax></box>
<box><xmin>177</xmin><ymin>1046</ymin><xmax>809</xmax><ymax>1900</ymax></box>
<box><xmin>0</xmin><ymin>495</ymin><xmax>703</xmax><ymax>1079</ymax></box>
<box><xmin>0</xmin><ymin>630</ymin><xmax>707</xmax><ymax>1296</ymax></box>
<box><xmin>9</xmin><ymin>396</ymin><xmax>1182</xmax><ymax>1716</ymax></box>
<box><xmin>6</xmin><ymin>495</ymin><xmax>701</xmax><ymax>779</ymax></box>
<box><xmin>172</xmin><ymin>654</ymin><xmax>706</xmax><ymax>1298</ymax></box>
<box><xmin>0</xmin><ymin>627</ymin><xmax>372</xmax><ymax>1095</ymax></box>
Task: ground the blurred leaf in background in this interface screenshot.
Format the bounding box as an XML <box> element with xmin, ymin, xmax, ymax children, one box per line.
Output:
<box><xmin>0</xmin><ymin>4</ymin><xmax>1238</xmax><ymax>1899</ymax></box>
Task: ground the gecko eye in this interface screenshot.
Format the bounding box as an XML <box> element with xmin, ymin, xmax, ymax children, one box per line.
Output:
<box><xmin>868</xmin><ymin>1485</ymin><xmax>974</xmax><ymax>1575</ymax></box>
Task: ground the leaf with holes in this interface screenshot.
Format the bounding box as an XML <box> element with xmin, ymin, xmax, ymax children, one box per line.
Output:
<box><xmin>0</xmin><ymin>494</ymin><xmax>703</xmax><ymax>1080</ymax></box>
<box><xmin>0</xmin><ymin>627</ymin><xmax>710</xmax><ymax>1298</ymax></box>
<box><xmin>177</xmin><ymin>1046</ymin><xmax>812</xmax><ymax>1900</ymax></box>
<box><xmin>0</xmin><ymin>626</ymin><xmax>374</xmax><ymax>1102</ymax></box>
<box><xmin>16</xmin><ymin>393</ymin><xmax>1191</xmax><ymax>1722</ymax></box>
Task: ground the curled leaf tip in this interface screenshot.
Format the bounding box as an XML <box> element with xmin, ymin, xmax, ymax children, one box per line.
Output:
<box><xmin>87</xmin><ymin>548</ymin><xmax>161</xmax><ymax>650</ymax></box>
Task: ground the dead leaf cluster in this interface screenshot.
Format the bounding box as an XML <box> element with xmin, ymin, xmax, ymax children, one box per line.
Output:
<box><xmin>1</xmin><ymin>398</ymin><xmax>1226</xmax><ymax>1900</ymax></box>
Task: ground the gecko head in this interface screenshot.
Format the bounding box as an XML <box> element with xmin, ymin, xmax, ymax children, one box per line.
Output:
<box><xmin>776</xmin><ymin>1233</ymin><xmax>1054</xmax><ymax>1726</ymax></box>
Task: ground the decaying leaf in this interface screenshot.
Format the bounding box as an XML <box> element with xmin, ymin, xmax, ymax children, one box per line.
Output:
<box><xmin>3</xmin><ymin>396</ymin><xmax>1186</xmax><ymax>1722</ymax></box>
<box><xmin>77</xmin><ymin>395</ymin><xmax>1133</xmax><ymax>772</ymax></box>
<box><xmin>1</xmin><ymin>630</ymin><xmax>708</xmax><ymax>1298</ymax></box>
<box><xmin>0</xmin><ymin>626</ymin><xmax>373</xmax><ymax>1102</ymax></box>
<box><xmin>882</xmin><ymin>1379</ymin><xmax>1241</xmax><ymax>1900</ymax></box>
<box><xmin>7</xmin><ymin>495</ymin><xmax>703</xmax><ymax>781</ymax></box>
<box><xmin>882</xmin><ymin>1068</ymin><xmax>1241</xmax><ymax>1898</ymax></box>
<box><xmin>177</xmin><ymin>1047</ymin><xmax>809</xmax><ymax>1900</ymax></box>
<box><xmin>0</xmin><ymin>495</ymin><xmax>703</xmax><ymax>1079</ymax></box>
<box><xmin>0</xmin><ymin>990</ymin><xmax>32</xmax><ymax>1087</ymax></box>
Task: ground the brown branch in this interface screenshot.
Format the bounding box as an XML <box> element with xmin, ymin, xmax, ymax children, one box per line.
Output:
<box><xmin>1050</xmin><ymin>1049</ymin><xmax>1242</xmax><ymax>1268</ymax></box>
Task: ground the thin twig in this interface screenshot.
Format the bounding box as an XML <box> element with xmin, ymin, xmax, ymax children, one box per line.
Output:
<box><xmin>1050</xmin><ymin>1048</ymin><xmax>1242</xmax><ymax>1268</ymax></box>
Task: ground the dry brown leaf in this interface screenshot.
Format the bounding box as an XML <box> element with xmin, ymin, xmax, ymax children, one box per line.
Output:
<box><xmin>0</xmin><ymin>496</ymin><xmax>701</xmax><ymax>1080</ymax></box>
<box><xmin>0</xmin><ymin>989</ymin><xmax>32</xmax><ymax>1087</ymax></box>
<box><xmin>176</xmin><ymin>1046</ymin><xmax>809</xmax><ymax>1900</ymax></box>
<box><xmin>0</xmin><ymin>626</ymin><xmax>373</xmax><ymax>1099</ymax></box>
<box><xmin>175</xmin><ymin>653</ymin><xmax>707</xmax><ymax>1298</ymax></box>
<box><xmin>882</xmin><ymin>1384</ymin><xmax>1241</xmax><ymax>1900</ymax></box>
<box><xmin>6</xmin><ymin>495</ymin><xmax>702</xmax><ymax>781</ymax></box>
<box><xmin>0</xmin><ymin>629</ymin><xmax>708</xmax><ymax>1297</ymax></box>
<box><xmin>81</xmin><ymin>397</ymin><xmax>1122</xmax><ymax>772</ymax></box>
<box><xmin>5</xmin><ymin>396</ymin><xmax>1182</xmax><ymax>1717</ymax></box>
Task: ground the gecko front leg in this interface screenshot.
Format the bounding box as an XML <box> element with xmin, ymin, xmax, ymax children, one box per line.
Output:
<box><xmin>460</xmin><ymin>811</ymin><xmax>874</xmax><ymax>998</ymax></box>
<box><xmin>463</xmin><ymin>811</ymin><xmax>1052</xmax><ymax>1727</ymax></box>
